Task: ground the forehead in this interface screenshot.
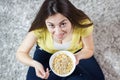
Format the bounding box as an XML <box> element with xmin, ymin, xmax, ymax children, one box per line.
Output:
<box><xmin>45</xmin><ymin>13</ymin><xmax>68</xmax><ymax>23</ymax></box>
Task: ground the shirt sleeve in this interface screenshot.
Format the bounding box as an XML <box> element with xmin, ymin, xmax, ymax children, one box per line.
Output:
<box><xmin>80</xmin><ymin>25</ymin><xmax>93</xmax><ymax>37</ymax></box>
<box><xmin>32</xmin><ymin>28</ymin><xmax>43</xmax><ymax>38</ymax></box>
<box><xmin>80</xmin><ymin>19</ymin><xmax>94</xmax><ymax>37</ymax></box>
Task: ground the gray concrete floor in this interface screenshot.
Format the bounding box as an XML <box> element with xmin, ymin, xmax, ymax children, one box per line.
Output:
<box><xmin>0</xmin><ymin>0</ymin><xmax>120</xmax><ymax>80</ymax></box>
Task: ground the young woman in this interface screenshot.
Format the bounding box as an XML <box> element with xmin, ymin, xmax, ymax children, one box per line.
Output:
<box><xmin>16</xmin><ymin>0</ymin><xmax>105</xmax><ymax>80</ymax></box>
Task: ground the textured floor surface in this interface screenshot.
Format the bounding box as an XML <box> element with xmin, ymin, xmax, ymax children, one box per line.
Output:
<box><xmin>0</xmin><ymin>0</ymin><xmax>120</xmax><ymax>80</ymax></box>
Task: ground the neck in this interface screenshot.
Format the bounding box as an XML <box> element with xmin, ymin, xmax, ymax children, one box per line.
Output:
<box><xmin>54</xmin><ymin>38</ymin><xmax>63</xmax><ymax>44</ymax></box>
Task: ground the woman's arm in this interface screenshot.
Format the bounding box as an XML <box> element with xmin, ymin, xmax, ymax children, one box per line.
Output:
<box><xmin>16</xmin><ymin>31</ymin><xmax>37</xmax><ymax>67</ymax></box>
<box><xmin>74</xmin><ymin>33</ymin><xmax>94</xmax><ymax>64</ymax></box>
<box><xmin>16</xmin><ymin>31</ymin><xmax>49</xmax><ymax>79</ymax></box>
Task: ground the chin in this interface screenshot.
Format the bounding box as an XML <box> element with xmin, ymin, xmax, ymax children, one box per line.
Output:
<box><xmin>54</xmin><ymin>35</ymin><xmax>66</xmax><ymax>40</ymax></box>
<box><xmin>56</xmin><ymin>38</ymin><xmax>63</xmax><ymax>41</ymax></box>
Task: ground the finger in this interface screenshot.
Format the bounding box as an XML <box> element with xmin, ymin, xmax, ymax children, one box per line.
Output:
<box><xmin>75</xmin><ymin>60</ymin><xmax>79</xmax><ymax>65</ymax></box>
<box><xmin>46</xmin><ymin>68</ymin><xmax>50</xmax><ymax>75</ymax></box>
<box><xmin>36</xmin><ymin>68</ymin><xmax>46</xmax><ymax>79</ymax></box>
<box><xmin>39</xmin><ymin>67</ymin><xmax>46</xmax><ymax>76</ymax></box>
<box><xmin>44</xmin><ymin>68</ymin><xmax>50</xmax><ymax>79</ymax></box>
<box><xmin>74</xmin><ymin>55</ymin><xmax>79</xmax><ymax>65</ymax></box>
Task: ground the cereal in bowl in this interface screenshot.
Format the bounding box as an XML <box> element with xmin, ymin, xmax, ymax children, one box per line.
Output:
<box><xmin>52</xmin><ymin>53</ymin><xmax>73</xmax><ymax>75</ymax></box>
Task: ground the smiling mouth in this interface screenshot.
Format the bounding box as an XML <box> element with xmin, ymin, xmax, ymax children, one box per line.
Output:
<box><xmin>56</xmin><ymin>34</ymin><xmax>64</xmax><ymax>39</ymax></box>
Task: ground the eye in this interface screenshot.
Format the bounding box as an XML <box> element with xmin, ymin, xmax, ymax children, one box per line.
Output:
<box><xmin>60</xmin><ymin>22</ymin><xmax>66</xmax><ymax>28</ymax></box>
<box><xmin>48</xmin><ymin>24</ymin><xmax>55</xmax><ymax>29</ymax></box>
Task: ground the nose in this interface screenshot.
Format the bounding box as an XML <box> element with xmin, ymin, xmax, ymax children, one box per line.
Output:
<box><xmin>54</xmin><ymin>27</ymin><xmax>62</xmax><ymax>34</ymax></box>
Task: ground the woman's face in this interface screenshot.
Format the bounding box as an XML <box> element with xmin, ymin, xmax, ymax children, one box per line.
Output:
<box><xmin>45</xmin><ymin>13</ymin><xmax>73</xmax><ymax>41</ymax></box>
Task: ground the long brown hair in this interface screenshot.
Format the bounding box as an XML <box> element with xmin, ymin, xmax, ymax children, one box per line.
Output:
<box><xmin>29</xmin><ymin>0</ymin><xmax>93</xmax><ymax>32</ymax></box>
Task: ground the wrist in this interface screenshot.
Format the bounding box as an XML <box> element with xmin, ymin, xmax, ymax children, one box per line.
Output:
<box><xmin>75</xmin><ymin>53</ymin><xmax>82</xmax><ymax>61</ymax></box>
<box><xmin>31</xmin><ymin>60</ymin><xmax>39</xmax><ymax>68</ymax></box>
<box><xmin>75</xmin><ymin>49</ymin><xmax>94</xmax><ymax>60</ymax></box>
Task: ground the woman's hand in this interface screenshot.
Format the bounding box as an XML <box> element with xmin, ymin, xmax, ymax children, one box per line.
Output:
<box><xmin>74</xmin><ymin>53</ymin><xmax>80</xmax><ymax>65</ymax></box>
<box><xmin>33</xmin><ymin>61</ymin><xmax>50</xmax><ymax>79</ymax></box>
<box><xmin>74</xmin><ymin>48</ymin><xmax>94</xmax><ymax>65</ymax></box>
<box><xmin>74</xmin><ymin>33</ymin><xmax>94</xmax><ymax>65</ymax></box>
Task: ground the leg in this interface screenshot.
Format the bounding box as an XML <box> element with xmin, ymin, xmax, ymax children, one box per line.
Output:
<box><xmin>26</xmin><ymin>45</ymin><xmax>62</xmax><ymax>80</ymax></box>
<box><xmin>27</xmin><ymin>67</ymin><xmax>62</xmax><ymax>80</ymax></box>
<box><xmin>61</xmin><ymin>65</ymin><xmax>93</xmax><ymax>80</ymax></box>
<box><xmin>62</xmin><ymin>56</ymin><xmax>105</xmax><ymax>80</ymax></box>
<box><xmin>78</xmin><ymin>56</ymin><xmax>105</xmax><ymax>80</ymax></box>
<box><xmin>26</xmin><ymin>67</ymin><xmax>42</xmax><ymax>80</ymax></box>
<box><xmin>26</xmin><ymin>46</ymin><xmax>50</xmax><ymax>80</ymax></box>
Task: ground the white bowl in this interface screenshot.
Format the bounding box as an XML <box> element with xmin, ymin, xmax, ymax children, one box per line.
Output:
<box><xmin>49</xmin><ymin>51</ymin><xmax>76</xmax><ymax>77</ymax></box>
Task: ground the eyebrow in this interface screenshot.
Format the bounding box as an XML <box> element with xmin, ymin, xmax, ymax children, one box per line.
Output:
<box><xmin>46</xmin><ymin>19</ymin><xmax>68</xmax><ymax>24</ymax></box>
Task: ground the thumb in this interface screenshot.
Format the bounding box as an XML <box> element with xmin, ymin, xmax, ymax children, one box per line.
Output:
<box><xmin>36</xmin><ymin>66</ymin><xmax>46</xmax><ymax>78</ymax></box>
<box><xmin>39</xmin><ymin>67</ymin><xmax>46</xmax><ymax>77</ymax></box>
<box><xmin>44</xmin><ymin>68</ymin><xmax>50</xmax><ymax>79</ymax></box>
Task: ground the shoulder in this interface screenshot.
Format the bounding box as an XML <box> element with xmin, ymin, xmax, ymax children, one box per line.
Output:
<box><xmin>31</xmin><ymin>28</ymin><xmax>46</xmax><ymax>38</ymax></box>
<box><xmin>80</xmin><ymin>19</ymin><xmax>93</xmax><ymax>25</ymax></box>
<box><xmin>75</xmin><ymin>19</ymin><xmax>94</xmax><ymax>37</ymax></box>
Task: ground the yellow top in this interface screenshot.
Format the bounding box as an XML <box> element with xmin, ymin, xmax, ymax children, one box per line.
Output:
<box><xmin>32</xmin><ymin>19</ymin><xmax>93</xmax><ymax>54</ymax></box>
